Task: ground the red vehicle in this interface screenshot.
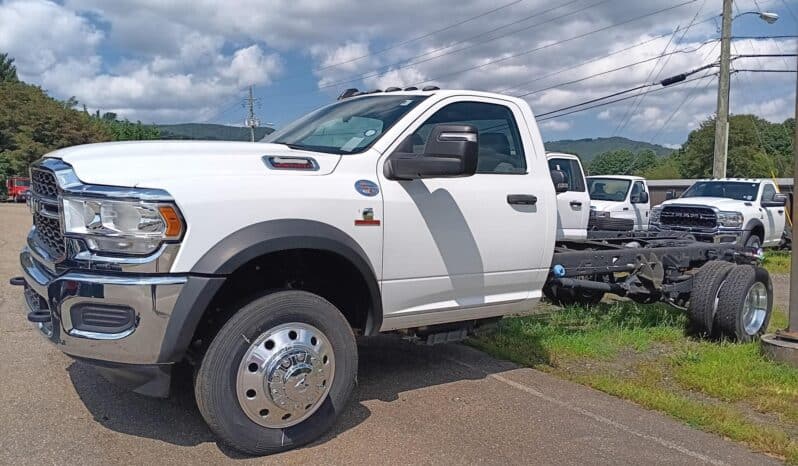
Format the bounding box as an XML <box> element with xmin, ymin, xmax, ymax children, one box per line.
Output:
<box><xmin>5</xmin><ymin>176</ymin><xmax>30</xmax><ymax>202</ymax></box>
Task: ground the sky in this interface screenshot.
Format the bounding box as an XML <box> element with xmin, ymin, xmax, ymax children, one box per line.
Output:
<box><xmin>0</xmin><ymin>0</ymin><xmax>796</xmax><ymax>147</ymax></box>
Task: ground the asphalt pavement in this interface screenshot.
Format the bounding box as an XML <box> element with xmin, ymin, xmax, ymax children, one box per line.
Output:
<box><xmin>0</xmin><ymin>203</ymin><xmax>779</xmax><ymax>465</ymax></box>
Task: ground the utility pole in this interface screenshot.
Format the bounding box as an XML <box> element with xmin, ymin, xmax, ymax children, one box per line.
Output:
<box><xmin>245</xmin><ymin>85</ymin><xmax>260</xmax><ymax>143</ymax></box>
<box><xmin>712</xmin><ymin>0</ymin><xmax>733</xmax><ymax>178</ymax></box>
<box><xmin>763</xmin><ymin>49</ymin><xmax>798</xmax><ymax>366</ymax></box>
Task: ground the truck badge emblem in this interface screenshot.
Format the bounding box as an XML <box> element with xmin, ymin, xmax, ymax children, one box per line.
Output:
<box><xmin>355</xmin><ymin>208</ymin><xmax>380</xmax><ymax>226</ymax></box>
<box><xmin>354</xmin><ymin>180</ymin><xmax>379</xmax><ymax>197</ymax></box>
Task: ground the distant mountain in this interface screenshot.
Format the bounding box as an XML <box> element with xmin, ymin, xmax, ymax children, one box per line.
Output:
<box><xmin>544</xmin><ymin>137</ymin><xmax>674</xmax><ymax>162</ymax></box>
<box><xmin>156</xmin><ymin>123</ymin><xmax>275</xmax><ymax>141</ymax></box>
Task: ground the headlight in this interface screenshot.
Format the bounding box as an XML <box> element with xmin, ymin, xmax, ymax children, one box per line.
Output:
<box><xmin>62</xmin><ymin>197</ymin><xmax>183</xmax><ymax>255</ymax></box>
<box><xmin>650</xmin><ymin>206</ymin><xmax>662</xmax><ymax>224</ymax></box>
<box><xmin>717</xmin><ymin>211</ymin><xmax>743</xmax><ymax>228</ymax></box>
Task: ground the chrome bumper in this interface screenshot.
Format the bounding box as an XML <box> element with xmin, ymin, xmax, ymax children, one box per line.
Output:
<box><xmin>20</xmin><ymin>248</ymin><xmax>187</xmax><ymax>365</ymax></box>
<box><xmin>650</xmin><ymin>225</ymin><xmax>745</xmax><ymax>243</ymax></box>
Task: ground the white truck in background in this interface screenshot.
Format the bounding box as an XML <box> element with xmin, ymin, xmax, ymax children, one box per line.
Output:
<box><xmin>546</xmin><ymin>153</ymin><xmax>650</xmax><ymax>237</ymax></box>
<box><xmin>651</xmin><ymin>178</ymin><xmax>788</xmax><ymax>249</ymax></box>
<box><xmin>587</xmin><ymin>175</ymin><xmax>650</xmax><ymax>231</ymax></box>
<box><xmin>14</xmin><ymin>88</ymin><xmax>769</xmax><ymax>456</ymax></box>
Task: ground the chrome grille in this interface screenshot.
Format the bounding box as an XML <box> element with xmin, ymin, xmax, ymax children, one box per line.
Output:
<box><xmin>660</xmin><ymin>206</ymin><xmax>717</xmax><ymax>229</ymax></box>
<box><xmin>30</xmin><ymin>167</ymin><xmax>65</xmax><ymax>260</ymax></box>
<box><xmin>31</xmin><ymin>170</ymin><xmax>58</xmax><ymax>198</ymax></box>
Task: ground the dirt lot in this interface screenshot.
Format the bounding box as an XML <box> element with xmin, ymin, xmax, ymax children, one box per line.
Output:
<box><xmin>0</xmin><ymin>203</ymin><xmax>779</xmax><ymax>465</ymax></box>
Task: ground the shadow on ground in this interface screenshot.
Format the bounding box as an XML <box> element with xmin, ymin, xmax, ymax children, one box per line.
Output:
<box><xmin>67</xmin><ymin>335</ymin><xmax>498</xmax><ymax>458</ymax></box>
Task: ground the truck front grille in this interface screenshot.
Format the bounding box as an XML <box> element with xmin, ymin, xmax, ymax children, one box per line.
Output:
<box><xmin>660</xmin><ymin>206</ymin><xmax>717</xmax><ymax>229</ymax></box>
<box><xmin>30</xmin><ymin>167</ymin><xmax>65</xmax><ymax>260</ymax></box>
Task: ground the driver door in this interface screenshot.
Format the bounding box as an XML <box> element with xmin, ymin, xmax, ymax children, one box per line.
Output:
<box><xmin>760</xmin><ymin>183</ymin><xmax>786</xmax><ymax>246</ymax></box>
<box><xmin>378</xmin><ymin>97</ymin><xmax>556</xmax><ymax>330</ymax></box>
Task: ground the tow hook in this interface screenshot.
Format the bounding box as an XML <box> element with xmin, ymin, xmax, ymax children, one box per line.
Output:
<box><xmin>9</xmin><ymin>276</ymin><xmax>25</xmax><ymax>286</ymax></box>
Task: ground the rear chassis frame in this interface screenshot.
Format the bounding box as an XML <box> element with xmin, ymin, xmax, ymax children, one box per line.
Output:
<box><xmin>549</xmin><ymin>232</ymin><xmax>759</xmax><ymax>307</ymax></box>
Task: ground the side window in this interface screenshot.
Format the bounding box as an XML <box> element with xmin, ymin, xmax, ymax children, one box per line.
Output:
<box><xmin>409</xmin><ymin>101</ymin><xmax>526</xmax><ymax>174</ymax></box>
<box><xmin>548</xmin><ymin>158</ymin><xmax>585</xmax><ymax>192</ymax></box>
<box><xmin>631</xmin><ymin>181</ymin><xmax>645</xmax><ymax>198</ymax></box>
<box><xmin>762</xmin><ymin>184</ymin><xmax>776</xmax><ymax>202</ymax></box>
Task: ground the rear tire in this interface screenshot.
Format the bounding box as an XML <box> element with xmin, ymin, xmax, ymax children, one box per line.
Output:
<box><xmin>687</xmin><ymin>261</ymin><xmax>735</xmax><ymax>336</ymax></box>
<box><xmin>715</xmin><ymin>266</ymin><xmax>772</xmax><ymax>342</ymax></box>
<box><xmin>195</xmin><ymin>290</ymin><xmax>357</xmax><ymax>455</ymax></box>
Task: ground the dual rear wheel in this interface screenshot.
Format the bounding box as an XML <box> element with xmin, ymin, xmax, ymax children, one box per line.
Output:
<box><xmin>688</xmin><ymin>262</ymin><xmax>772</xmax><ymax>342</ymax></box>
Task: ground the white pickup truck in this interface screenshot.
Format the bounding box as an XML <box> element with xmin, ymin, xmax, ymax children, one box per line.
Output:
<box><xmin>546</xmin><ymin>154</ymin><xmax>651</xmax><ymax>237</ymax></box>
<box><xmin>651</xmin><ymin>178</ymin><xmax>787</xmax><ymax>248</ymax></box>
<box><xmin>13</xmin><ymin>88</ymin><xmax>771</xmax><ymax>455</ymax></box>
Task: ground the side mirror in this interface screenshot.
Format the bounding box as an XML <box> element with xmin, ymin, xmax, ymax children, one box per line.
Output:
<box><xmin>762</xmin><ymin>193</ymin><xmax>787</xmax><ymax>207</ymax></box>
<box><xmin>550</xmin><ymin>169</ymin><xmax>569</xmax><ymax>193</ymax></box>
<box><xmin>631</xmin><ymin>192</ymin><xmax>649</xmax><ymax>204</ymax></box>
<box><xmin>665</xmin><ymin>191</ymin><xmax>676</xmax><ymax>200</ymax></box>
<box><xmin>384</xmin><ymin>124</ymin><xmax>478</xmax><ymax>180</ymax></box>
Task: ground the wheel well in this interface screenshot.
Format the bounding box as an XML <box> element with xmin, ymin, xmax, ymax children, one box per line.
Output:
<box><xmin>189</xmin><ymin>249</ymin><xmax>374</xmax><ymax>358</ymax></box>
<box><xmin>750</xmin><ymin>223</ymin><xmax>764</xmax><ymax>241</ymax></box>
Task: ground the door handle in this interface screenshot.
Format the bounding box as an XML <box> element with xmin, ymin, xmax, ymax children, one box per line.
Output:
<box><xmin>622</xmin><ymin>207</ymin><xmax>629</xmax><ymax>211</ymax></box>
<box><xmin>569</xmin><ymin>201</ymin><xmax>582</xmax><ymax>207</ymax></box>
<box><xmin>507</xmin><ymin>194</ymin><xmax>537</xmax><ymax>205</ymax></box>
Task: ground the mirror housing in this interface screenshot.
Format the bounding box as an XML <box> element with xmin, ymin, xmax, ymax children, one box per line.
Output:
<box><xmin>550</xmin><ymin>169</ymin><xmax>569</xmax><ymax>193</ymax></box>
<box><xmin>762</xmin><ymin>193</ymin><xmax>788</xmax><ymax>207</ymax></box>
<box><xmin>631</xmin><ymin>192</ymin><xmax>649</xmax><ymax>204</ymax></box>
<box><xmin>384</xmin><ymin>124</ymin><xmax>478</xmax><ymax>180</ymax></box>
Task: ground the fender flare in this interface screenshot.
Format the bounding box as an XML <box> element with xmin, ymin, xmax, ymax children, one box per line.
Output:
<box><xmin>158</xmin><ymin>219</ymin><xmax>382</xmax><ymax>363</ymax></box>
<box><xmin>744</xmin><ymin>218</ymin><xmax>765</xmax><ymax>241</ymax></box>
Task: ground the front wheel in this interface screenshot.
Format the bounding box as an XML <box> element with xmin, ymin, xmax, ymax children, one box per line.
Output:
<box><xmin>195</xmin><ymin>290</ymin><xmax>357</xmax><ymax>455</ymax></box>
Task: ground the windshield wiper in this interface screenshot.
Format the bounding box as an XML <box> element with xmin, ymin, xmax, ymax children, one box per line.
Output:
<box><xmin>276</xmin><ymin>142</ymin><xmax>313</xmax><ymax>150</ymax></box>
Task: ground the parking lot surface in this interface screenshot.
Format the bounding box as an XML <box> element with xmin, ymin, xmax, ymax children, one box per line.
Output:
<box><xmin>0</xmin><ymin>203</ymin><xmax>778</xmax><ymax>465</ymax></box>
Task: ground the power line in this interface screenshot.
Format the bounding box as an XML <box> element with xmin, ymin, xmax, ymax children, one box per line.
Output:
<box><xmin>536</xmin><ymin>72</ymin><xmax>718</xmax><ymax>121</ymax></box>
<box><xmin>614</xmin><ymin>0</ymin><xmax>708</xmax><ymax>136</ymax></box>
<box><xmin>409</xmin><ymin>0</ymin><xmax>700</xmax><ymax>88</ymax></box>
<box><xmin>311</xmin><ymin>0</ymin><xmax>614</xmax><ymax>92</ymax></box>
<box><xmin>497</xmin><ymin>16</ymin><xmax>718</xmax><ymax>95</ymax></box>
<box><xmin>513</xmin><ymin>40</ymin><xmax>717</xmax><ymax>98</ymax></box>
<box><xmin>734</xmin><ymin>69</ymin><xmax>797</xmax><ymax>72</ymax></box>
<box><xmin>313</xmin><ymin>0</ymin><xmax>524</xmax><ymax>72</ymax></box>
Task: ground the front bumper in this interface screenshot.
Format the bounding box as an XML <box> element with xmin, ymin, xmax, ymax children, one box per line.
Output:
<box><xmin>650</xmin><ymin>224</ymin><xmax>745</xmax><ymax>244</ymax></box>
<box><xmin>20</xmin><ymin>248</ymin><xmax>187</xmax><ymax>365</ymax></box>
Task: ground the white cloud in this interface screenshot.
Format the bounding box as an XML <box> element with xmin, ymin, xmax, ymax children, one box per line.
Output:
<box><xmin>0</xmin><ymin>0</ymin><xmax>793</xmax><ymax>136</ymax></box>
<box><xmin>0</xmin><ymin>0</ymin><xmax>102</xmax><ymax>79</ymax></box>
<box><xmin>540</xmin><ymin>120</ymin><xmax>572</xmax><ymax>131</ymax></box>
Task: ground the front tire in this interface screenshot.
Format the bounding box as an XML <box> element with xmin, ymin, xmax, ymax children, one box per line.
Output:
<box><xmin>744</xmin><ymin>234</ymin><xmax>761</xmax><ymax>249</ymax></box>
<box><xmin>195</xmin><ymin>290</ymin><xmax>357</xmax><ymax>455</ymax></box>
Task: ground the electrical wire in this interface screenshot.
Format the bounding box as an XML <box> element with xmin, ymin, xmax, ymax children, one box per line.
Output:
<box><xmin>407</xmin><ymin>0</ymin><xmax>700</xmax><ymax>88</ymax></box>
<box><xmin>536</xmin><ymin>72</ymin><xmax>718</xmax><ymax>121</ymax></box>
<box><xmin>313</xmin><ymin>0</ymin><xmax>525</xmax><ymax>72</ymax></box>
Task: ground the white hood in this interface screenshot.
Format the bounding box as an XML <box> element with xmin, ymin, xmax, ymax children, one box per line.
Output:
<box><xmin>660</xmin><ymin>196</ymin><xmax>750</xmax><ymax>211</ymax></box>
<box><xmin>45</xmin><ymin>141</ymin><xmax>342</xmax><ymax>187</ymax></box>
<box><xmin>590</xmin><ymin>199</ymin><xmax>626</xmax><ymax>212</ymax></box>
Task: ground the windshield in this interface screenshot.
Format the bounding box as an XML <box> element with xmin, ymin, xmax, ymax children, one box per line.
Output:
<box><xmin>263</xmin><ymin>95</ymin><xmax>428</xmax><ymax>154</ymax></box>
<box><xmin>681</xmin><ymin>181</ymin><xmax>760</xmax><ymax>201</ymax></box>
<box><xmin>587</xmin><ymin>178</ymin><xmax>631</xmax><ymax>202</ymax></box>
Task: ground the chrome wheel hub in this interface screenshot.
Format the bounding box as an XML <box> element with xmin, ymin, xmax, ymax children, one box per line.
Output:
<box><xmin>742</xmin><ymin>282</ymin><xmax>768</xmax><ymax>336</ymax></box>
<box><xmin>236</xmin><ymin>322</ymin><xmax>334</xmax><ymax>428</ymax></box>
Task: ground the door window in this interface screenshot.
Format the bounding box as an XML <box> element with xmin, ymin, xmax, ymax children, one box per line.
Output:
<box><xmin>631</xmin><ymin>181</ymin><xmax>645</xmax><ymax>199</ymax></box>
<box><xmin>548</xmin><ymin>158</ymin><xmax>585</xmax><ymax>192</ymax></box>
<box><xmin>409</xmin><ymin>101</ymin><xmax>526</xmax><ymax>174</ymax></box>
<box><xmin>761</xmin><ymin>184</ymin><xmax>776</xmax><ymax>202</ymax></box>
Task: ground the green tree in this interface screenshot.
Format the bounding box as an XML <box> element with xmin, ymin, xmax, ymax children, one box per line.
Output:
<box><xmin>0</xmin><ymin>80</ymin><xmax>113</xmax><ymax>175</ymax></box>
<box><xmin>677</xmin><ymin>114</ymin><xmax>793</xmax><ymax>178</ymax></box>
<box><xmin>588</xmin><ymin>149</ymin><xmax>660</xmax><ymax>176</ymax></box>
<box><xmin>0</xmin><ymin>53</ymin><xmax>18</xmax><ymax>82</ymax></box>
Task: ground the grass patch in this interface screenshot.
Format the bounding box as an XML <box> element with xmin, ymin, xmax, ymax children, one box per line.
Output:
<box><xmin>763</xmin><ymin>251</ymin><xmax>792</xmax><ymax>275</ymax></box>
<box><xmin>472</xmin><ymin>300</ymin><xmax>798</xmax><ymax>463</ymax></box>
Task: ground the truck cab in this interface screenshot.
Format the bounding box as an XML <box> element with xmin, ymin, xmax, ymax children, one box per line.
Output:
<box><xmin>546</xmin><ymin>152</ymin><xmax>590</xmax><ymax>240</ymax></box>
<box><xmin>5</xmin><ymin>176</ymin><xmax>30</xmax><ymax>202</ymax></box>
<box><xmin>586</xmin><ymin>175</ymin><xmax>650</xmax><ymax>230</ymax></box>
